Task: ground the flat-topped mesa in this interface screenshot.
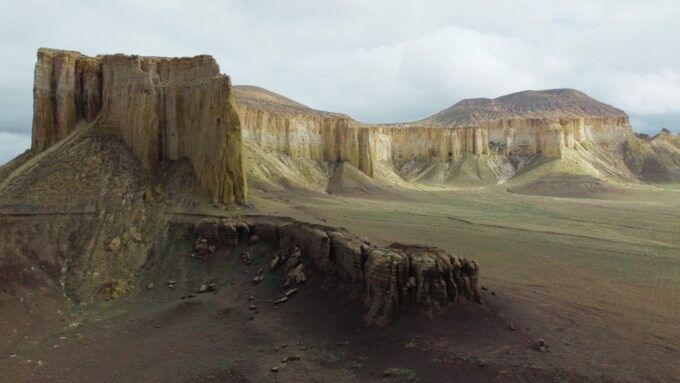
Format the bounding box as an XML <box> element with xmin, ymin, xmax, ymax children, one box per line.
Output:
<box><xmin>417</xmin><ymin>88</ymin><xmax>631</xmax><ymax>158</ymax></box>
<box><xmin>381</xmin><ymin>89</ymin><xmax>631</xmax><ymax>162</ymax></box>
<box><xmin>31</xmin><ymin>48</ymin><xmax>246</xmax><ymax>204</ymax></box>
<box><xmin>234</xmin><ymin>86</ymin><xmax>634</xmax><ymax>185</ymax></box>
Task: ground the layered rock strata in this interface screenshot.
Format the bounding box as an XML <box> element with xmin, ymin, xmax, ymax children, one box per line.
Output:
<box><xmin>624</xmin><ymin>128</ymin><xmax>680</xmax><ymax>182</ymax></box>
<box><xmin>191</xmin><ymin>216</ymin><xmax>481</xmax><ymax>326</ymax></box>
<box><xmin>234</xmin><ymin>86</ymin><xmax>633</xmax><ymax>183</ymax></box>
<box><xmin>31</xmin><ymin>48</ymin><xmax>246</xmax><ymax>204</ymax></box>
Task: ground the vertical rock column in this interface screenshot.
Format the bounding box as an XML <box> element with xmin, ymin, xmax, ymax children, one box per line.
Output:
<box><xmin>31</xmin><ymin>48</ymin><xmax>102</xmax><ymax>152</ymax></box>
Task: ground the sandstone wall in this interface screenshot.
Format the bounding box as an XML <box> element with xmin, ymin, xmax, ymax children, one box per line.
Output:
<box><xmin>31</xmin><ymin>49</ymin><xmax>101</xmax><ymax>152</ymax></box>
<box><xmin>236</xmin><ymin>96</ymin><xmax>632</xmax><ymax>181</ymax></box>
<box><xmin>31</xmin><ymin>48</ymin><xmax>246</xmax><ymax>204</ymax></box>
<box><xmin>238</xmin><ymin>105</ymin><xmax>374</xmax><ymax>176</ymax></box>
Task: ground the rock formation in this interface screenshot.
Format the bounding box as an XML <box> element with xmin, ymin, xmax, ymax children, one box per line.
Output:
<box><xmin>234</xmin><ymin>86</ymin><xmax>639</xmax><ymax>188</ymax></box>
<box><xmin>623</xmin><ymin>128</ymin><xmax>680</xmax><ymax>182</ymax></box>
<box><xmin>192</xmin><ymin>216</ymin><xmax>481</xmax><ymax>326</ymax></box>
<box><xmin>31</xmin><ymin>48</ymin><xmax>246</xmax><ymax>205</ymax></box>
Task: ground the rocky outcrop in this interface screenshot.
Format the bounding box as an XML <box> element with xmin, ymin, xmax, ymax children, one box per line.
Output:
<box><xmin>624</xmin><ymin>128</ymin><xmax>680</xmax><ymax>182</ymax></box>
<box><xmin>234</xmin><ymin>86</ymin><xmax>636</xmax><ymax>186</ymax></box>
<box><xmin>191</xmin><ymin>216</ymin><xmax>481</xmax><ymax>326</ymax></box>
<box><xmin>31</xmin><ymin>48</ymin><xmax>246</xmax><ymax>205</ymax></box>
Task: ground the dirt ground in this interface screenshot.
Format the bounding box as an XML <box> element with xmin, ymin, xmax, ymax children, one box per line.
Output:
<box><xmin>247</xmin><ymin>182</ymin><xmax>680</xmax><ymax>382</ymax></box>
<box><xmin>1</xmin><ymin>182</ymin><xmax>679</xmax><ymax>382</ymax></box>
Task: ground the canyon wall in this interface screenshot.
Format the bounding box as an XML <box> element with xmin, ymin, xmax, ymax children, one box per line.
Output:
<box><xmin>236</xmin><ymin>95</ymin><xmax>375</xmax><ymax>176</ymax></box>
<box><xmin>32</xmin><ymin>49</ymin><xmax>101</xmax><ymax>152</ymax></box>
<box><xmin>31</xmin><ymin>48</ymin><xmax>246</xmax><ymax>204</ymax></box>
<box><xmin>234</xmin><ymin>86</ymin><xmax>633</xmax><ymax>184</ymax></box>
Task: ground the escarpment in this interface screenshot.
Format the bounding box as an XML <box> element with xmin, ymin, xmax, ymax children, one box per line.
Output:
<box><xmin>189</xmin><ymin>216</ymin><xmax>481</xmax><ymax>326</ymax></box>
<box><xmin>31</xmin><ymin>48</ymin><xmax>246</xmax><ymax>205</ymax></box>
<box><xmin>234</xmin><ymin>86</ymin><xmax>642</xmax><ymax>188</ymax></box>
<box><xmin>234</xmin><ymin>86</ymin><xmax>375</xmax><ymax>177</ymax></box>
<box><xmin>420</xmin><ymin>89</ymin><xmax>631</xmax><ymax>159</ymax></box>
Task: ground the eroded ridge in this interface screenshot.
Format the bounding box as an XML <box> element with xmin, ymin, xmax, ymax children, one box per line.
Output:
<box><xmin>192</xmin><ymin>216</ymin><xmax>481</xmax><ymax>326</ymax></box>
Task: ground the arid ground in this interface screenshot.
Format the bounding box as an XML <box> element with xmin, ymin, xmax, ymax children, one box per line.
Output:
<box><xmin>3</xmin><ymin>181</ymin><xmax>678</xmax><ymax>382</ymax></box>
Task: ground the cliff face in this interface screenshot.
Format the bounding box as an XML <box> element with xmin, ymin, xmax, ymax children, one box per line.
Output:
<box><xmin>235</xmin><ymin>86</ymin><xmax>374</xmax><ymax>177</ymax></box>
<box><xmin>32</xmin><ymin>49</ymin><xmax>101</xmax><ymax>152</ymax></box>
<box><xmin>234</xmin><ymin>86</ymin><xmax>635</xmax><ymax>187</ymax></box>
<box><xmin>31</xmin><ymin>48</ymin><xmax>246</xmax><ymax>204</ymax></box>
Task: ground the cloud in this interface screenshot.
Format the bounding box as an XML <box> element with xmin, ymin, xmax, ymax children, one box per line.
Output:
<box><xmin>595</xmin><ymin>70</ymin><xmax>680</xmax><ymax>115</ymax></box>
<box><xmin>0</xmin><ymin>0</ymin><xmax>678</xmax><ymax>144</ymax></box>
<box><xmin>282</xmin><ymin>26</ymin><xmax>570</xmax><ymax>123</ymax></box>
<box><xmin>0</xmin><ymin>131</ymin><xmax>30</xmax><ymax>164</ymax></box>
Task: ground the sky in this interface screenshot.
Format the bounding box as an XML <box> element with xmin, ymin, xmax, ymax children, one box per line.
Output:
<box><xmin>1</xmin><ymin>0</ymin><xmax>679</xmax><ymax>163</ymax></box>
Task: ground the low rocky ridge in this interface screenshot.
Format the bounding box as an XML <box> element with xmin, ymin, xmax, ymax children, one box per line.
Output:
<box><xmin>191</xmin><ymin>216</ymin><xmax>481</xmax><ymax>326</ymax></box>
<box><xmin>624</xmin><ymin>128</ymin><xmax>680</xmax><ymax>182</ymax></box>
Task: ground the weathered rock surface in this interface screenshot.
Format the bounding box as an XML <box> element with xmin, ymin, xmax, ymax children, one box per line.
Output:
<box><xmin>31</xmin><ymin>48</ymin><xmax>246</xmax><ymax>205</ymax></box>
<box><xmin>624</xmin><ymin>128</ymin><xmax>680</xmax><ymax>182</ymax></box>
<box><xmin>191</xmin><ymin>217</ymin><xmax>482</xmax><ymax>325</ymax></box>
<box><xmin>234</xmin><ymin>86</ymin><xmax>642</xmax><ymax>188</ymax></box>
<box><xmin>0</xmin><ymin>131</ymin><xmax>158</xmax><ymax>302</ymax></box>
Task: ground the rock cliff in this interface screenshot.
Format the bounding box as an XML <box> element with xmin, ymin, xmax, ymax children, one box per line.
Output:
<box><xmin>235</xmin><ymin>86</ymin><xmax>642</xmax><ymax>188</ymax></box>
<box><xmin>31</xmin><ymin>48</ymin><xmax>246</xmax><ymax>205</ymax></box>
<box><xmin>234</xmin><ymin>86</ymin><xmax>374</xmax><ymax>177</ymax></box>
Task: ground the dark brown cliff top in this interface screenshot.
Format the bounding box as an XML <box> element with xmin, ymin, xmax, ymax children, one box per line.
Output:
<box><xmin>233</xmin><ymin>85</ymin><xmax>349</xmax><ymax>119</ymax></box>
<box><xmin>233</xmin><ymin>85</ymin><xmax>628</xmax><ymax>127</ymax></box>
<box><xmin>427</xmin><ymin>89</ymin><xmax>628</xmax><ymax>126</ymax></box>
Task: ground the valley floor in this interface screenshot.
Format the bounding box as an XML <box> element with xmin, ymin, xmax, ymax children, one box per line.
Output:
<box><xmin>249</xmin><ymin>183</ymin><xmax>680</xmax><ymax>382</ymax></box>
<box><xmin>2</xmin><ymin>182</ymin><xmax>679</xmax><ymax>382</ymax></box>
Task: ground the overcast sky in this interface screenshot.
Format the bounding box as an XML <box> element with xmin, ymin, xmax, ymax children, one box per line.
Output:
<box><xmin>1</xmin><ymin>0</ymin><xmax>679</xmax><ymax>163</ymax></box>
